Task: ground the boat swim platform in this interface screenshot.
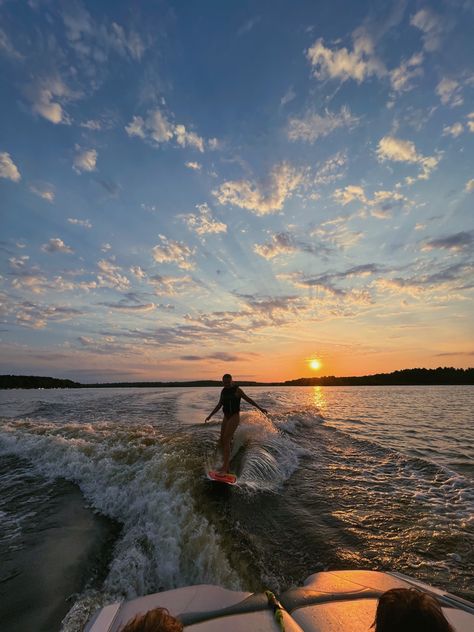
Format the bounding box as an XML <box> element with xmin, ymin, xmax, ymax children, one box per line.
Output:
<box><xmin>85</xmin><ymin>569</ymin><xmax>474</xmax><ymax>632</ymax></box>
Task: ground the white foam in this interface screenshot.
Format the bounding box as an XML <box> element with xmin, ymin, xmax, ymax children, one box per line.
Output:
<box><xmin>0</xmin><ymin>418</ymin><xmax>242</xmax><ymax>600</ymax></box>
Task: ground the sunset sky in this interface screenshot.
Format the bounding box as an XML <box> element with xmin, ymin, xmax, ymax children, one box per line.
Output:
<box><xmin>1</xmin><ymin>0</ymin><xmax>473</xmax><ymax>382</ymax></box>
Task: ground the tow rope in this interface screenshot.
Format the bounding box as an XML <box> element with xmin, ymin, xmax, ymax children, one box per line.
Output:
<box><xmin>265</xmin><ymin>590</ymin><xmax>285</xmax><ymax>631</ymax></box>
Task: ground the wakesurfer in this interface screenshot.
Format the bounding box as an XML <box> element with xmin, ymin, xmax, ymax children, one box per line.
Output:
<box><xmin>205</xmin><ymin>373</ymin><xmax>268</xmax><ymax>475</ymax></box>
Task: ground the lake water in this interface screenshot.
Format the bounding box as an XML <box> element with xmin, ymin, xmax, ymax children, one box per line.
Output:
<box><xmin>0</xmin><ymin>386</ymin><xmax>473</xmax><ymax>631</ymax></box>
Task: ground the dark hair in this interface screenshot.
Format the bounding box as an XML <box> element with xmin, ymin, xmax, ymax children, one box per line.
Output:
<box><xmin>222</xmin><ymin>373</ymin><xmax>232</xmax><ymax>380</ymax></box>
<box><xmin>373</xmin><ymin>588</ymin><xmax>454</xmax><ymax>632</ymax></box>
<box><xmin>120</xmin><ymin>607</ymin><xmax>183</xmax><ymax>632</ymax></box>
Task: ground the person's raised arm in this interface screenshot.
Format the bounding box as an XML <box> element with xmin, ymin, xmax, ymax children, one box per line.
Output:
<box><xmin>238</xmin><ymin>388</ymin><xmax>268</xmax><ymax>415</ymax></box>
<box><xmin>205</xmin><ymin>396</ymin><xmax>223</xmax><ymax>423</ymax></box>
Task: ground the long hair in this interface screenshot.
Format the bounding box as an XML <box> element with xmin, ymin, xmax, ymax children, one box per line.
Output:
<box><xmin>373</xmin><ymin>588</ymin><xmax>455</xmax><ymax>632</ymax></box>
<box><xmin>120</xmin><ymin>607</ymin><xmax>183</xmax><ymax>632</ymax></box>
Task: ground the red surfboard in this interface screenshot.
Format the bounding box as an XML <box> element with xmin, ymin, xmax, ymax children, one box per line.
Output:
<box><xmin>207</xmin><ymin>470</ymin><xmax>237</xmax><ymax>485</ymax></box>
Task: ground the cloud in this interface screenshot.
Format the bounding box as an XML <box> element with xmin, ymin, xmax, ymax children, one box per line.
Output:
<box><xmin>14</xmin><ymin>302</ymin><xmax>84</xmax><ymax>329</ymax></box>
<box><xmin>100</xmin><ymin>301</ymin><xmax>156</xmax><ymax>313</ymax></box>
<box><xmin>442</xmin><ymin>122</ymin><xmax>464</xmax><ymax>138</ymax></box>
<box><xmin>97</xmin><ymin>259</ymin><xmax>130</xmax><ymax>290</ymax></box>
<box><xmin>62</xmin><ymin>3</ymin><xmax>146</xmax><ymax>62</ymax></box>
<box><xmin>333</xmin><ymin>185</ymin><xmax>367</xmax><ymax>206</ymax></box>
<box><xmin>80</xmin><ymin>119</ymin><xmax>102</xmax><ymax>130</ymax></box>
<box><xmin>213</xmin><ymin>162</ymin><xmax>304</xmax><ymax>215</ymax></box>
<box><xmin>390</xmin><ymin>52</ymin><xmax>424</xmax><ymax>92</ymax></box>
<box><xmin>436</xmin><ymin>78</ymin><xmax>463</xmax><ymax>107</ymax></box>
<box><xmin>27</xmin><ymin>77</ymin><xmax>77</xmax><ymax>124</ymax></box>
<box><xmin>185</xmin><ymin>161</ymin><xmax>202</xmax><ymax>170</ymax></box>
<box><xmin>174</xmin><ymin>124</ymin><xmax>205</xmax><ymax>152</ymax></box>
<box><xmin>422</xmin><ymin>231</ymin><xmax>474</xmax><ymax>252</ymax></box>
<box><xmin>0</xmin><ymin>152</ymin><xmax>21</xmax><ymax>182</ymax></box>
<box><xmin>0</xmin><ymin>27</ymin><xmax>23</xmax><ymax>59</ymax></box>
<box><xmin>180</xmin><ymin>352</ymin><xmax>242</xmax><ymax>362</ymax></box>
<box><xmin>73</xmin><ymin>147</ymin><xmax>98</xmax><ymax>173</ymax></box>
<box><xmin>41</xmin><ymin>238</ymin><xmax>74</xmax><ymax>254</ymax></box>
<box><xmin>237</xmin><ymin>16</ymin><xmax>261</xmax><ymax>36</ymax></box>
<box><xmin>375</xmin><ymin>262</ymin><xmax>473</xmax><ymax>298</ymax></box>
<box><xmin>148</xmin><ymin>273</ymin><xmax>194</xmax><ymax>295</ymax></box>
<box><xmin>125</xmin><ymin>109</ymin><xmax>173</xmax><ymax>143</ymax></box>
<box><xmin>125</xmin><ymin>108</ymin><xmax>205</xmax><ymax>151</ymax></box>
<box><xmin>254</xmin><ymin>232</ymin><xmax>297</xmax><ymax>259</ymax></box>
<box><xmin>30</xmin><ymin>183</ymin><xmax>55</xmax><ymax>201</ymax></box>
<box><xmin>288</xmin><ymin>106</ymin><xmax>358</xmax><ymax>143</ymax></box>
<box><xmin>306</xmin><ymin>29</ymin><xmax>386</xmax><ymax>83</ymax></box>
<box><xmin>182</xmin><ymin>203</ymin><xmax>227</xmax><ymax>236</ymax></box>
<box><xmin>130</xmin><ymin>265</ymin><xmax>146</xmax><ymax>279</ymax></box>
<box><xmin>410</xmin><ymin>8</ymin><xmax>443</xmax><ymax>52</ymax></box>
<box><xmin>152</xmin><ymin>235</ymin><xmax>195</xmax><ymax>269</ymax></box>
<box><xmin>465</xmin><ymin>179</ymin><xmax>474</xmax><ymax>193</ymax></box>
<box><xmin>314</xmin><ymin>152</ymin><xmax>347</xmax><ymax>186</ymax></box>
<box><xmin>68</xmin><ymin>218</ymin><xmax>92</xmax><ymax>228</ymax></box>
<box><xmin>311</xmin><ymin>219</ymin><xmax>363</xmax><ymax>251</ymax></box>
<box><xmin>376</xmin><ymin>136</ymin><xmax>440</xmax><ymax>181</ymax></box>
<box><xmin>280</xmin><ymin>86</ymin><xmax>296</xmax><ymax>107</ymax></box>
<box><xmin>467</xmin><ymin>113</ymin><xmax>474</xmax><ymax>133</ymax></box>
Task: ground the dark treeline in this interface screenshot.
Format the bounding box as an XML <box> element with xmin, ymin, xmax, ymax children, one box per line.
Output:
<box><xmin>284</xmin><ymin>367</ymin><xmax>474</xmax><ymax>386</ymax></box>
<box><xmin>1</xmin><ymin>367</ymin><xmax>473</xmax><ymax>389</ymax></box>
<box><xmin>0</xmin><ymin>375</ymin><xmax>81</xmax><ymax>389</ymax></box>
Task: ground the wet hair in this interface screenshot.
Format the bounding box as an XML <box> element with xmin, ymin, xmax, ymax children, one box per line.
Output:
<box><xmin>120</xmin><ymin>607</ymin><xmax>183</xmax><ymax>632</ymax></box>
<box><xmin>222</xmin><ymin>373</ymin><xmax>232</xmax><ymax>380</ymax></box>
<box><xmin>373</xmin><ymin>588</ymin><xmax>454</xmax><ymax>632</ymax></box>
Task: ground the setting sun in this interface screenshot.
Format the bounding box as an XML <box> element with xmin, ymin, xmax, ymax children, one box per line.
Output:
<box><xmin>309</xmin><ymin>358</ymin><xmax>322</xmax><ymax>371</ymax></box>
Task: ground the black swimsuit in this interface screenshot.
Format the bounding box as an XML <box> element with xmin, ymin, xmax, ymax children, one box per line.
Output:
<box><xmin>221</xmin><ymin>385</ymin><xmax>241</xmax><ymax>416</ymax></box>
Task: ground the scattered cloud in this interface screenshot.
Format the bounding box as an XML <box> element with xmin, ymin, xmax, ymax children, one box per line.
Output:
<box><xmin>152</xmin><ymin>234</ymin><xmax>195</xmax><ymax>269</ymax></box>
<box><xmin>254</xmin><ymin>232</ymin><xmax>298</xmax><ymax>260</ymax></box>
<box><xmin>213</xmin><ymin>162</ymin><xmax>305</xmax><ymax>215</ymax></box>
<box><xmin>80</xmin><ymin>119</ymin><xmax>102</xmax><ymax>130</ymax></box>
<box><xmin>466</xmin><ymin>112</ymin><xmax>474</xmax><ymax>133</ymax></box>
<box><xmin>30</xmin><ymin>183</ymin><xmax>55</xmax><ymax>201</ymax></box>
<box><xmin>73</xmin><ymin>147</ymin><xmax>98</xmax><ymax>173</ymax></box>
<box><xmin>174</xmin><ymin>124</ymin><xmax>205</xmax><ymax>152</ymax></box>
<box><xmin>237</xmin><ymin>16</ymin><xmax>261</xmax><ymax>37</ymax></box>
<box><xmin>333</xmin><ymin>185</ymin><xmax>366</xmax><ymax>206</ymax></box>
<box><xmin>97</xmin><ymin>259</ymin><xmax>130</xmax><ymax>290</ymax></box>
<box><xmin>390</xmin><ymin>52</ymin><xmax>424</xmax><ymax>93</ymax></box>
<box><xmin>62</xmin><ymin>2</ymin><xmax>147</xmax><ymax>63</ymax></box>
<box><xmin>0</xmin><ymin>27</ymin><xmax>23</xmax><ymax>59</ymax></box>
<box><xmin>130</xmin><ymin>265</ymin><xmax>146</xmax><ymax>279</ymax></box>
<box><xmin>125</xmin><ymin>108</ymin><xmax>205</xmax><ymax>151</ymax></box>
<box><xmin>185</xmin><ymin>161</ymin><xmax>202</xmax><ymax>170</ymax></box>
<box><xmin>280</xmin><ymin>86</ymin><xmax>296</xmax><ymax>107</ymax></box>
<box><xmin>314</xmin><ymin>152</ymin><xmax>347</xmax><ymax>186</ymax></box>
<box><xmin>182</xmin><ymin>203</ymin><xmax>227</xmax><ymax>236</ymax></box>
<box><xmin>306</xmin><ymin>29</ymin><xmax>386</xmax><ymax>83</ymax></box>
<box><xmin>41</xmin><ymin>238</ymin><xmax>74</xmax><ymax>254</ymax></box>
<box><xmin>0</xmin><ymin>152</ymin><xmax>21</xmax><ymax>182</ymax></box>
<box><xmin>422</xmin><ymin>231</ymin><xmax>473</xmax><ymax>252</ymax></box>
<box><xmin>376</xmin><ymin>135</ymin><xmax>440</xmax><ymax>181</ymax></box>
<box><xmin>436</xmin><ymin>78</ymin><xmax>463</xmax><ymax>107</ymax></box>
<box><xmin>68</xmin><ymin>218</ymin><xmax>92</xmax><ymax>228</ymax></box>
<box><xmin>465</xmin><ymin>179</ymin><xmax>474</xmax><ymax>193</ymax></box>
<box><xmin>27</xmin><ymin>76</ymin><xmax>77</xmax><ymax>125</ymax></box>
<box><xmin>410</xmin><ymin>8</ymin><xmax>444</xmax><ymax>52</ymax></box>
<box><xmin>148</xmin><ymin>273</ymin><xmax>194</xmax><ymax>295</ymax></box>
<box><xmin>288</xmin><ymin>106</ymin><xmax>358</xmax><ymax>143</ymax></box>
<box><xmin>443</xmin><ymin>122</ymin><xmax>464</xmax><ymax>138</ymax></box>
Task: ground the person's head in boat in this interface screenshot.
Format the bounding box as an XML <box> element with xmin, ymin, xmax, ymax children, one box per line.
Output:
<box><xmin>373</xmin><ymin>588</ymin><xmax>454</xmax><ymax>632</ymax></box>
<box><xmin>120</xmin><ymin>607</ymin><xmax>183</xmax><ymax>632</ymax></box>
<box><xmin>222</xmin><ymin>373</ymin><xmax>233</xmax><ymax>387</ymax></box>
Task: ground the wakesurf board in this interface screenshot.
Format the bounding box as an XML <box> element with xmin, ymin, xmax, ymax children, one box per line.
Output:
<box><xmin>207</xmin><ymin>470</ymin><xmax>237</xmax><ymax>485</ymax></box>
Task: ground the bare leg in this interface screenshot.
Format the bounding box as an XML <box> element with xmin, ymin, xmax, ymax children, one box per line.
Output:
<box><xmin>218</xmin><ymin>413</ymin><xmax>240</xmax><ymax>474</ymax></box>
